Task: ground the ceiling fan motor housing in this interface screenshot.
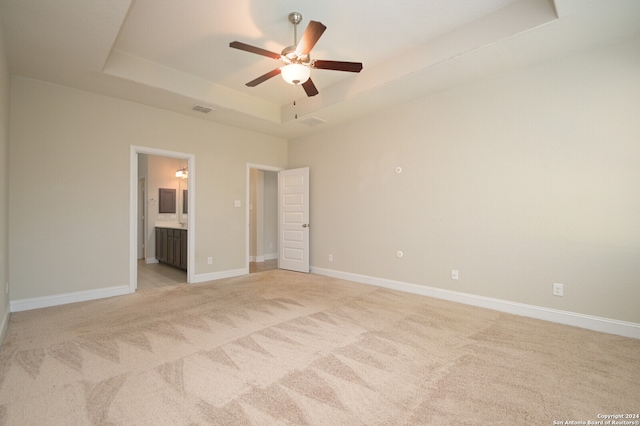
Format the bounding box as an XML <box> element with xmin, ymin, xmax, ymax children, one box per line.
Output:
<box><xmin>281</xmin><ymin>46</ymin><xmax>310</xmax><ymax>65</ymax></box>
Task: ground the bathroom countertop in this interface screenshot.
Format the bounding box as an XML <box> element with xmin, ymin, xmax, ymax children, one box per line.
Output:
<box><xmin>155</xmin><ymin>221</ymin><xmax>187</xmax><ymax>230</ymax></box>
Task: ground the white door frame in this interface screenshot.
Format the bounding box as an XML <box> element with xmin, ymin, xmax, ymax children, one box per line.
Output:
<box><xmin>130</xmin><ymin>146</ymin><xmax>196</xmax><ymax>292</ymax></box>
<box><xmin>246</xmin><ymin>163</ymin><xmax>284</xmax><ymax>272</ymax></box>
<box><xmin>137</xmin><ymin>177</ymin><xmax>146</xmax><ymax>259</ymax></box>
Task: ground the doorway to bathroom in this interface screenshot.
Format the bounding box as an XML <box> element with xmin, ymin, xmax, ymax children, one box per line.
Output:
<box><xmin>130</xmin><ymin>146</ymin><xmax>195</xmax><ymax>293</ymax></box>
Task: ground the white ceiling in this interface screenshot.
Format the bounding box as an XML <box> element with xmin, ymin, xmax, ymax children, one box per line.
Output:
<box><xmin>1</xmin><ymin>0</ymin><xmax>639</xmax><ymax>138</ymax></box>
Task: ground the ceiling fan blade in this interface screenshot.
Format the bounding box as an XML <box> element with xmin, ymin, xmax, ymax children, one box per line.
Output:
<box><xmin>302</xmin><ymin>78</ymin><xmax>319</xmax><ymax>97</ymax></box>
<box><xmin>230</xmin><ymin>41</ymin><xmax>281</xmax><ymax>60</ymax></box>
<box><xmin>296</xmin><ymin>21</ymin><xmax>327</xmax><ymax>55</ymax></box>
<box><xmin>313</xmin><ymin>60</ymin><xmax>363</xmax><ymax>73</ymax></box>
<box><xmin>246</xmin><ymin>68</ymin><xmax>282</xmax><ymax>87</ymax></box>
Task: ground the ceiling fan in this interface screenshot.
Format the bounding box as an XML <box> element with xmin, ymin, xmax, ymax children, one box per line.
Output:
<box><xmin>229</xmin><ymin>12</ymin><xmax>363</xmax><ymax>97</ymax></box>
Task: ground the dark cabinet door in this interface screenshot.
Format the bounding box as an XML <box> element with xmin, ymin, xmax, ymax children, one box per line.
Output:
<box><xmin>173</xmin><ymin>231</ymin><xmax>182</xmax><ymax>268</ymax></box>
<box><xmin>180</xmin><ymin>230</ymin><xmax>188</xmax><ymax>270</ymax></box>
<box><xmin>156</xmin><ymin>228</ymin><xmax>168</xmax><ymax>263</ymax></box>
<box><xmin>167</xmin><ymin>229</ymin><xmax>176</xmax><ymax>266</ymax></box>
<box><xmin>155</xmin><ymin>228</ymin><xmax>160</xmax><ymax>260</ymax></box>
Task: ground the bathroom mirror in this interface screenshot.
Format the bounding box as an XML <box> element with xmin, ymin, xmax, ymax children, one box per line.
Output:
<box><xmin>158</xmin><ymin>188</ymin><xmax>176</xmax><ymax>213</ymax></box>
<box><xmin>183</xmin><ymin>190</ymin><xmax>188</xmax><ymax>214</ymax></box>
<box><xmin>178</xmin><ymin>178</ymin><xmax>189</xmax><ymax>221</ymax></box>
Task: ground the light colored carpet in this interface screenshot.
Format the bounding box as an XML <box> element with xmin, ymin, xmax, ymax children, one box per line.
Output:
<box><xmin>0</xmin><ymin>270</ymin><xmax>638</xmax><ymax>425</ymax></box>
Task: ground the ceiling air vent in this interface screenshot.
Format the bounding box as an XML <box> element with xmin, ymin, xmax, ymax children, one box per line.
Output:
<box><xmin>299</xmin><ymin>116</ymin><xmax>326</xmax><ymax>127</ymax></box>
<box><xmin>192</xmin><ymin>104</ymin><xmax>213</xmax><ymax>114</ymax></box>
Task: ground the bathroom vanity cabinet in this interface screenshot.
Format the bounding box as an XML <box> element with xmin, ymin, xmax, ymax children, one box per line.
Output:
<box><xmin>155</xmin><ymin>227</ymin><xmax>187</xmax><ymax>270</ymax></box>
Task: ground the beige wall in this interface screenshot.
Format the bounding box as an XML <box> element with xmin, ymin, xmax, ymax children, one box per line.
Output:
<box><xmin>0</xmin><ymin>11</ymin><xmax>10</xmax><ymax>332</ymax></box>
<box><xmin>289</xmin><ymin>36</ymin><xmax>640</xmax><ymax>323</ymax></box>
<box><xmin>8</xmin><ymin>77</ymin><xmax>287</xmax><ymax>300</ymax></box>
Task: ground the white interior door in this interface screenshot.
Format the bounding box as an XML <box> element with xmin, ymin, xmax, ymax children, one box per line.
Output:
<box><xmin>278</xmin><ymin>167</ymin><xmax>309</xmax><ymax>273</ymax></box>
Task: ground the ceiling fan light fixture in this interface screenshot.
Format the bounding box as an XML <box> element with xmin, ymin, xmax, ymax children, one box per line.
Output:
<box><xmin>281</xmin><ymin>63</ymin><xmax>310</xmax><ymax>85</ymax></box>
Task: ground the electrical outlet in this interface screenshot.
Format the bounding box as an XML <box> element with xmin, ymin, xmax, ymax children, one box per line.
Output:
<box><xmin>451</xmin><ymin>269</ymin><xmax>459</xmax><ymax>280</ymax></box>
<box><xmin>328</xmin><ymin>254</ymin><xmax>333</xmax><ymax>262</ymax></box>
<box><xmin>553</xmin><ymin>283</ymin><xmax>564</xmax><ymax>296</ymax></box>
<box><xmin>207</xmin><ymin>257</ymin><xmax>213</xmax><ymax>265</ymax></box>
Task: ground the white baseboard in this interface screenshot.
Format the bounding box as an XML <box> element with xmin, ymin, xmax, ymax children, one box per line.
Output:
<box><xmin>146</xmin><ymin>258</ymin><xmax>159</xmax><ymax>264</ymax></box>
<box><xmin>0</xmin><ymin>303</ymin><xmax>9</xmax><ymax>346</ymax></box>
<box><xmin>192</xmin><ymin>268</ymin><xmax>248</xmax><ymax>284</ymax></box>
<box><xmin>249</xmin><ymin>254</ymin><xmax>277</xmax><ymax>263</ymax></box>
<box><xmin>10</xmin><ymin>285</ymin><xmax>131</xmax><ymax>313</ymax></box>
<box><xmin>311</xmin><ymin>266</ymin><xmax>640</xmax><ymax>339</ymax></box>
<box><xmin>8</xmin><ymin>266</ymin><xmax>248</xmax><ymax>313</ymax></box>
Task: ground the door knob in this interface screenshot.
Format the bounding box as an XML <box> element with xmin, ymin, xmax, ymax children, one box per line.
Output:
<box><xmin>302</xmin><ymin>224</ymin><xmax>309</xmax><ymax>228</ymax></box>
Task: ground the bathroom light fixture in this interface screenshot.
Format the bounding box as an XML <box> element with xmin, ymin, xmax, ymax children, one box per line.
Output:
<box><xmin>176</xmin><ymin>167</ymin><xmax>188</xmax><ymax>179</ymax></box>
<box><xmin>280</xmin><ymin>63</ymin><xmax>311</xmax><ymax>85</ymax></box>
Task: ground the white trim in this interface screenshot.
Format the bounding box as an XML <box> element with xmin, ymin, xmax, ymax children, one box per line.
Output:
<box><xmin>265</xmin><ymin>252</ymin><xmax>278</xmax><ymax>261</ymax></box>
<box><xmin>192</xmin><ymin>268</ymin><xmax>248</xmax><ymax>284</ymax></box>
<box><xmin>10</xmin><ymin>285</ymin><xmax>131</xmax><ymax>313</ymax></box>
<box><xmin>145</xmin><ymin>258</ymin><xmax>159</xmax><ymax>264</ymax></box>
<box><xmin>245</xmin><ymin>163</ymin><xmax>284</xmax><ymax>272</ymax></box>
<box><xmin>311</xmin><ymin>267</ymin><xmax>640</xmax><ymax>339</ymax></box>
<box><xmin>131</xmin><ymin>146</ymin><xmax>196</xmax><ymax>290</ymax></box>
<box><xmin>249</xmin><ymin>254</ymin><xmax>276</xmax><ymax>262</ymax></box>
<box><xmin>8</xmin><ymin>265</ymin><xmax>244</xmax><ymax>313</ymax></box>
<box><xmin>0</xmin><ymin>305</ymin><xmax>9</xmax><ymax>345</ymax></box>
